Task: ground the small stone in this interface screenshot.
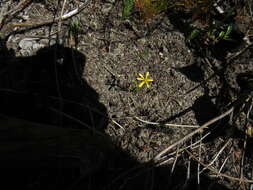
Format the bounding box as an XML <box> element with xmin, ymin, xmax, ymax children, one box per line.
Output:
<box><xmin>32</xmin><ymin>43</ymin><xmax>45</xmax><ymax>51</ymax></box>
<box><xmin>19</xmin><ymin>38</ymin><xmax>35</xmax><ymax>50</ymax></box>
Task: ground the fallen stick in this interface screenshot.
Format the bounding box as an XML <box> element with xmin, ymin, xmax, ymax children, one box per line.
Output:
<box><xmin>153</xmin><ymin>107</ymin><xmax>234</xmax><ymax>162</ymax></box>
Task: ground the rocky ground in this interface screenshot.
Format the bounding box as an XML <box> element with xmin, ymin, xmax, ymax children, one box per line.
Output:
<box><xmin>0</xmin><ymin>0</ymin><xmax>253</xmax><ymax>190</ymax></box>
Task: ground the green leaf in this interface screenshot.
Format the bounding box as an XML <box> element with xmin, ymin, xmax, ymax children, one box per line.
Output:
<box><xmin>188</xmin><ymin>29</ymin><xmax>200</xmax><ymax>41</ymax></box>
<box><xmin>218</xmin><ymin>31</ymin><xmax>225</xmax><ymax>39</ymax></box>
<box><xmin>122</xmin><ymin>0</ymin><xmax>134</xmax><ymax>18</ymax></box>
<box><xmin>224</xmin><ymin>25</ymin><xmax>232</xmax><ymax>40</ymax></box>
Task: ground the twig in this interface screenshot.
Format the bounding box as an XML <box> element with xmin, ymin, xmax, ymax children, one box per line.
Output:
<box><xmin>111</xmin><ymin>119</ymin><xmax>125</xmax><ymax>132</ymax></box>
<box><xmin>200</xmin><ymin>138</ymin><xmax>232</xmax><ymax>174</ymax></box>
<box><xmin>1</xmin><ymin>1</ymin><xmax>90</xmax><ymax>38</ymax></box>
<box><xmin>246</xmin><ymin>98</ymin><xmax>253</xmax><ymax>120</ymax></box>
<box><xmin>213</xmin><ymin>0</ymin><xmax>224</xmax><ymax>14</ymax></box>
<box><xmin>186</xmin><ymin>149</ymin><xmax>253</xmax><ymax>183</ymax></box>
<box><xmin>157</xmin><ymin>87</ymin><xmax>253</xmax><ymax>162</ymax></box>
<box><xmin>181</xmin><ymin>157</ymin><xmax>191</xmax><ymax>190</ymax></box>
<box><xmin>5</xmin><ymin>0</ymin><xmax>31</xmax><ymax>16</ymax></box>
<box><xmin>1</xmin><ymin>0</ymin><xmax>32</xmax><ymax>25</ymax></box>
<box><xmin>171</xmin><ymin>145</ymin><xmax>179</xmax><ymax>174</ymax></box>
<box><xmin>135</xmin><ymin>116</ymin><xmax>199</xmax><ymax>128</ymax></box>
<box><xmin>153</xmin><ymin>107</ymin><xmax>234</xmax><ymax>162</ymax></box>
<box><xmin>197</xmin><ymin>134</ymin><xmax>202</xmax><ymax>187</ymax></box>
<box><xmin>187</xmin><ymin>157</ymin><xmax>191</xmax><ymax>181</ymax></box>
<box><xmin>239</xmin><ymin>135</ymin><xmax>248</xmax><ymax>190</ymax></box>
<box><xmin>169</xmin><ymin>132</ymin><xmax>211</xmax><ymax>158</ymax></box>
<box><xmin>217</xmin><ymin>146</ymin><xmax>233</xmax><ymax>174</ymax></box>
<box><xmin>156</xmin><ymin>136</ymin><xmax>205</xmax><ymax>166</ymax></box>
<box><xmin>57</xmin><ymin>0</ymin><xmax>68</xmax><ymax>41</ymax></box>
<box><xmin>156</xmin><ymin>156</ymin><xmax>174</xmax><ymax>166</ymax></box>
<box><xmin>103</xmin><ymin>63</ymin><xmax>122</xmax><ymax>78</ymax></box>
<box><xmin>156</xmin><ymin>133</ymin><xmax>210</xmax><ymax>166</ymax></box>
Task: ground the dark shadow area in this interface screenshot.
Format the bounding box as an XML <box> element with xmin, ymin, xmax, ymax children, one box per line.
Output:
<box><xmin>192</xmin><ymin>94</ymin><xmax>220</xmax><ymax>125</ymax></box>
<box><xmin>174</xmin><ymin>65</ymin><xmax>252</xmax><ymax>143</ymax></box>
<box><xmin>0</xmin><ymin>43</ymin><xmax>111</xmax><ymax>188</ymax></box>
<box><xmin>166</xmin><ymin>9</ymin><xmax>244</xmax><ymax>61</ymax></box>
<box><xmin>191</xmin><ymin>93</ymin><xmax>234</xmax><ymax>142</ymax></box>
<box><xmin>0</xmin><ymin>44</ymin><xmax>106</xmax><ymax>128</ymax></box>
<box><xmin>0</xmin><ymin>43</ymin><xmax>232</xmax><ymax>190</ymax></box>
<box><xmin>150</xmin><ymin>94</ymin><xmax>223</xmax><ymax>140</ymax></box>
<box><xmin>173</xmin><ymin>62</ymin><xmax>205</xmax><ymax>83</ymax></box>
<box><xmin>74</xmin><ymin>161</ymin><xmax>232</xmax><ymax>190</ymax></box>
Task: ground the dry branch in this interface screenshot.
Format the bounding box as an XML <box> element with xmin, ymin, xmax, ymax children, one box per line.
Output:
<box><xmin>135</xmin><ymin>116</ymin><xmax>199</xmax><ymax>128</ymax></box>
<box><xmin>153</xmin><ymin>107</ymin><xmax>234</xmax><ymax>162</ymax></box>
<box><xmin>186</xmin><ymin>149</ymin><xmax>253</xmax><ymax>184</ymax></box>
<box><xmin>1</xmin><ymin>1</ymin><xmax>90</xmax><ymax>38</ymax></box>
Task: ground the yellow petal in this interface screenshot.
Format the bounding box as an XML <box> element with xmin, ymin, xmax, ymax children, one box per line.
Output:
<box><xmin>138</xmin><ymin>73</ymin><xmax>144</xmax><ymax>78</ymax></box>
<box><xmin>137</xmin><ymin>77</ymin><xmax>144</xmax><ymax>81</ymax></box>
<box><xmin>146</xmin><ymin>78</ymin><xmax>153</xmax><ymax>82</ymax></box>
<box><xmin>146</xmin><ymin>83</ymin><xmax>151</xmax><ymax>88</ymax></box>
<box><xmin>138</xmin><ymin>81</ymin><xmax>145</xmax><ymax>88</ymax></box>
<box><xmin>145</xmin><ymin>72</ymin><xmax>150</xmax><ymax>78</ymax></box>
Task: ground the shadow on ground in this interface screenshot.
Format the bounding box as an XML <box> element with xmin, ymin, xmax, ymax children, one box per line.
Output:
<box><xmin>0</xmin><ymin>44</ymin><xmax>230</xmax><ymax>190</ymax></box>
<box><xmin>0</xmin><ymin>44</ymin><xmax>107</xmax><ymax>128</ymax></box>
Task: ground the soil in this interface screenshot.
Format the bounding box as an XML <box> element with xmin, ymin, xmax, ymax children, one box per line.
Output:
<box><xmin>0</xmin><ymin>0</ymin><xmax>253</xmax><ymax>190</ymax></box>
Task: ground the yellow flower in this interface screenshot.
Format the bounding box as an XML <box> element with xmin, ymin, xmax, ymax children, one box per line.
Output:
<box><xmin>137</xmin><ymin>72</ymin><xmax>153</xmax><ymax>88</ymax></box>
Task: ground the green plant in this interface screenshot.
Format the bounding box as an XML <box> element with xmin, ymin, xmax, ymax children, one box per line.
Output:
<box><xmin>69</xmin><ymin>19</ymin><xmax>81</xmax><ymax>45</ymax></box>
<box><xmin>187</xmin><ymin>28</ymin><xmax>201</xmax><ymax>41</ymax></box>
<box><xmin>70</xmin><ymin>20</ymin><xmax>81</xmax><ymax>36</ymax></box>
<box><xmin>206</xmin><ymin>21</ymin><xmax>233</xmax><ymax>43</ymax></box>
<box><xmin>122</xmin><ymin>0</ymin><xmax>134</xmax><ymax>18</ymax></box>
<box><xmin>188</xmin><ymin>20</ymin><xmax>233</xmax><ymax>47</ymax></box>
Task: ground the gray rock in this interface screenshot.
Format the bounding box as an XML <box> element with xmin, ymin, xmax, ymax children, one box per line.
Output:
<box><xmin>19</xmin><ymin>38</ymin><xmax>35</xmax><ymax>50</ymax></box>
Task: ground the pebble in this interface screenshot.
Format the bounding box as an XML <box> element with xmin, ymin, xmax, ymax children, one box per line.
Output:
<box><xmin>19</xmin><ymin>38</ymin><xmax>35</xmax><ymax>50</ymax></box>
<box><xmin>18</xmin><ymin>38</ymin><xmax>48</xmax><ymax>56</ymax></box>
